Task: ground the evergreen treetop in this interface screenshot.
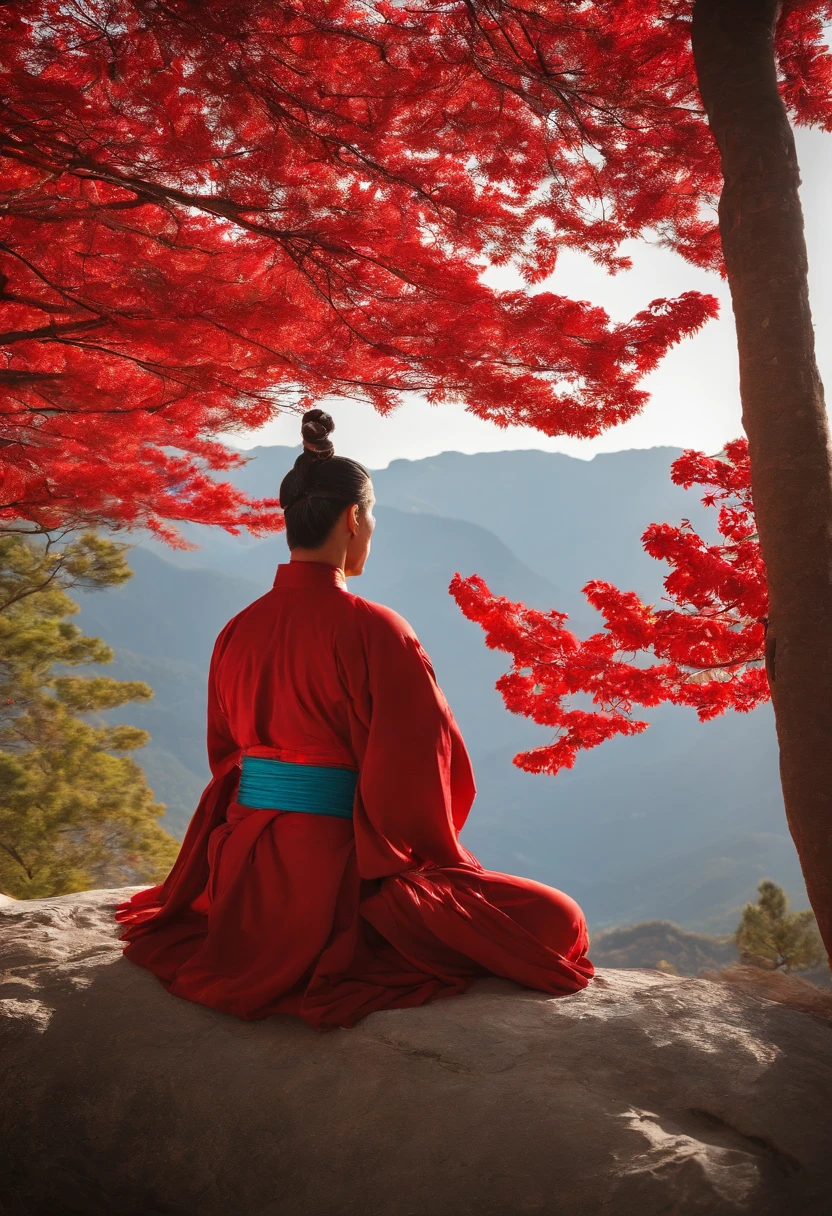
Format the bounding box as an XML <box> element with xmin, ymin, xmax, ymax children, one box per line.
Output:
<box><xmin>0</xmin><ymin>533</ymin><xmax>178</xmax><ymax>898</ymax></box>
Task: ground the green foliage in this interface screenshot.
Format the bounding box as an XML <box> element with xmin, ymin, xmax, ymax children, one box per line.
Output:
<box><xmin>0</xmin><ymin>531</ymin><xmax>133</xmax><ymax>613</ymax></box>
<box><xmin>735</xmin><ymin>880</ymin><xmax>825</xmax><ymax>972</ymax></box>
<box><xmin>0</xmin><ymin>533</ymin><xmax>179</xmax><ymax>898</ymax></box>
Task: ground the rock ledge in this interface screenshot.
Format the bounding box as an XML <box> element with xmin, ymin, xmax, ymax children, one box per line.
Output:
<box><xmin>1</xmin><ymin>888</ymin><xmax>831</xmax><ymax>1215</ymax></box>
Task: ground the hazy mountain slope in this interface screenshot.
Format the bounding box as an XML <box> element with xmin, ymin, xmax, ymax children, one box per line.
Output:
<box><xmin>77</xmin><ymin>547</ymin><xmax>263</xmax><ymax>666</ymax></box>
<box><xmin>589</xmin><ymin>921</ymin><xmax>738</xmax><ymax>974</ymax></box>
<box><xmin>374</xmin><ymin>446</ymin><xmax>719</xmax><ymax>603</ymax></box>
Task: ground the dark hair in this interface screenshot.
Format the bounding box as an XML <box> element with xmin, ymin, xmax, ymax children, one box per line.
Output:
<box><xmin>279</xmin><ymin>409</ymin><xmax>372</xmax><ymax>550</ymax></box>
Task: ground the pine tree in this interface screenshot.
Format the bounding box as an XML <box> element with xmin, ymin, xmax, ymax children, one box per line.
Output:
<box><xmin>736</xmin><ymin>880</ymin><xmax>825</xmax><ymax>973</ymax></box>
<box><xmin>0</xmin><ymin>533</ymin><xmax>178</xmax><ymax>898</ymax></box>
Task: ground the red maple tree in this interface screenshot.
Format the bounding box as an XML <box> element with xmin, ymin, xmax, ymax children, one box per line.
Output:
<box><xmin>3</xmin><ymin>0</ymin><xmax>827</xmax><ymax>540</ymax></box>
<box><xmin>451</xmin><ymin>440</ymin><xmax>769</xmax><ymax>775</ymax></box>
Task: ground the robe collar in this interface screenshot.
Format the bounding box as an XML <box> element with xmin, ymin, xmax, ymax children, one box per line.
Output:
<box><xmin>273</xmin><ymin>561</ymin><xmax>347</xmax><ymax>591</ymax></box>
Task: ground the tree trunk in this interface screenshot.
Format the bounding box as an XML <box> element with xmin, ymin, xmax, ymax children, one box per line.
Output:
<box><xmin>692</xmin><ymin>0</ymin><xmax>832</xmax><ymax>957</ymax></box>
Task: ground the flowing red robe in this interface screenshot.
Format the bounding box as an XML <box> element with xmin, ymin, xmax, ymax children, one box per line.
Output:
<box><xmin>117</xmin><ymin>561</ymin><xmax>593</xmax><ymax>1027</ymax></box>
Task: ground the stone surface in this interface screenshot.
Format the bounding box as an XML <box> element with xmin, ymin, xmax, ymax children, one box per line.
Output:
<box><xmin>1</xmin><ymin>889</ymin><xmax>831</xmax><ymax>1216</ymax></box>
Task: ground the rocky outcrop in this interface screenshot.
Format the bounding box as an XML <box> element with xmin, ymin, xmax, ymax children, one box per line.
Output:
<box><xmin>1</xmin><ymin>889</ymin><xmax>831</xmax><ymax>1216</ymax></box>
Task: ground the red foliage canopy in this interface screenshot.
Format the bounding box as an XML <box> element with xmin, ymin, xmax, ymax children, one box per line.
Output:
<box><xmin>451</xmin><ymin>440</ymin><xmax>770</xmax><ymax>775</ymax></box>
<box><xmin>3</xmin><ymin>0</ymin><xmax>831</xmax><ymax>537</ymax></box>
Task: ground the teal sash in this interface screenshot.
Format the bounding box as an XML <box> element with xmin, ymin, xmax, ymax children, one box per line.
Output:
<box><xmin>237</xmin><ymin>755</ymin><xmax>357</xmax><ymax>820</ymax></box>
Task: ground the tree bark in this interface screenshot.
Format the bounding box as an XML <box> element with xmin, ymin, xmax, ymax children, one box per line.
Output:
<box><xmin>692</xmin><ymin>0</ymin><xmax>832</xmax><ymax>957</ymax></box>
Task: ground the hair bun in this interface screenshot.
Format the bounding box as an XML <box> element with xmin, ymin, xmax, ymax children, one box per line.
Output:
<box><xmin>301</xmin><ymin>408</ymin><xmax>335</xmax><ymax>461</ymax></box>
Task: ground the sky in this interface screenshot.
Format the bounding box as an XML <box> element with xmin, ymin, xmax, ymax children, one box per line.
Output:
<box><xmin>232</xmin><ymin>128</ymin><xmax>832</xmax><ymax>470</ymax></box>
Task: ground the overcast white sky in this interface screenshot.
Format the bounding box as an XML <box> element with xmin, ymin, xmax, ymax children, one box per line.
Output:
<box><xmin>233</xmin><ymin>128</ymin><xmax>832</xmax><ymax>470</ymax></box>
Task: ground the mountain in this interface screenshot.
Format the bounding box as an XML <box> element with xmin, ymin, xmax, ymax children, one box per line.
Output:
<box><xmin>75</xmin><ymin>445</ymin><xmax>807</xmax><ymax>933</ymax></box>
<box><xmin>589</xmin><ymin>921</ymin><xmax>738</xmax><ymax>975</ymax></box>
<box><xmin>77</xmin><ymin>546</ymin><xmax>263</xmax><ymax>668</ymax></box>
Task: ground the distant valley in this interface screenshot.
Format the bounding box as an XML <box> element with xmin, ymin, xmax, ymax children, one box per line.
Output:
<box><xmin>76</xmin><ymin>445</ymin><xmax>807</xmax><ymax>934</ymax></box>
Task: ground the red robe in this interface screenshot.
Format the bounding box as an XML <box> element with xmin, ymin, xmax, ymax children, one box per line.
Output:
<box><xmin>117</xmin><ymin>561</ymin><xmax>593</xmax><ymax>1027</ymax></box>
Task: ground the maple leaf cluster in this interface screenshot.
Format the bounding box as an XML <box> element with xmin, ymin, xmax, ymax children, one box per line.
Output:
<box><xmin>450</xmin><ymin>439</ymin><xmax>770</xmax><ymax>775</ymax></box>
<box><xmin>3</xmin><ymin>1</ymin><xmax>831</xmax><ymax>537</ymax></box>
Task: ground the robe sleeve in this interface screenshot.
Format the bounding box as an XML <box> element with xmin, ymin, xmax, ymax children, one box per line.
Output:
<box><xmin>206</xmin><ymin>619</ymin><xmax>242</xmax><ymax>780</ymax></box>
<box><xmin>350</xmin><ymin>601</ymin><xmax>477</xmax><ymax>878</ymax></box>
